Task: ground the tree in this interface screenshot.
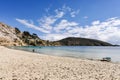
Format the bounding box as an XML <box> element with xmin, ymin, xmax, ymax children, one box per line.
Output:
<box><xmin>32</xmin><ymin>33</ymin><xmax>38</xmax><ymax>38</ymax></box>
<box><xmin>23</xmin><ymin>31</ymin><xmax>30</xmax><ymax>36</ymax></box>
<box><xmin>15</xmin><ymin>27</ymin><xmax>21</xmax><ymax>34</ymax></box>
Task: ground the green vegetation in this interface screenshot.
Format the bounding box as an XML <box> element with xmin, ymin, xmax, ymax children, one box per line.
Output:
<box><xmin>55</xmin><ymin>37</ymin><xmax>112</xmax><ymax>46</ymax></box>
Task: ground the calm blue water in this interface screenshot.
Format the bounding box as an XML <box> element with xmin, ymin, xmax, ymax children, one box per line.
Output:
<box><xmin>11</xmin><ymin>46</ymin><xmax>120</xmax><ymax>62</ymax></box>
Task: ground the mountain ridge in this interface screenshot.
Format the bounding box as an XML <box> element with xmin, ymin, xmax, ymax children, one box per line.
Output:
<box><xmin>0</xmin><ymin>22</ymin><xmax>113</xmax><ymax>46</ymax></box>
<box><xmin>55</xmin><ymin>37</ymin><xmax>112</xmax><ymax>46</ymax></box>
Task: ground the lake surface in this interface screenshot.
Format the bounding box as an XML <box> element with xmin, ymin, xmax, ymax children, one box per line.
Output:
<box><xmin>11</xmin><ymin>46</ymin><xmax>120</xmax><ymax>62</ymax></box>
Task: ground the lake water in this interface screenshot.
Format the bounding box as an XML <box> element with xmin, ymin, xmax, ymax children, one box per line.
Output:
<box><xmin>11</xmin><ymin>46</ymin><xmax>120</xmax><ymax>62</ymax></box>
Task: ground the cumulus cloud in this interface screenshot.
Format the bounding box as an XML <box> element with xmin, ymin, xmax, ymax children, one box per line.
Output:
<box><xmin>54</xmin><ymin>19</ymin><xmax>78</xmax><ymax>32</ymax></box>
<box><xmin>16</xmin><ymin>5</ymin><xmax>120</xmax><ymax>45</ymax></box>
<box><xmin>72</xmin><ymin>17</ymin><xmax>120</xmax><ymax>44</ymax></box>
<box><xmin>38</xmin><ymin>16</ymin><xmax>56</xmax><ymax>30</ymax></box>
<box><xmin>16</xmin><ymin>5</ymin><xmax>79</xmax><ymax>33</ymax></box>
<box><xmin>92</xmin><ymin>20</ymin><xmax>100</xmax><ymax>25</ymax></box>
<box><xmin>42</xmin><ymin>17</ymin><xmax>120</xmax><ymax>45</ymax></box>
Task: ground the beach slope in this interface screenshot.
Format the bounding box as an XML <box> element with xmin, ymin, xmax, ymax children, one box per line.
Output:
<box><xmin>0</xmin><ymin>46</ymin><xmax>120</xmax><ymax>80</ymax></box>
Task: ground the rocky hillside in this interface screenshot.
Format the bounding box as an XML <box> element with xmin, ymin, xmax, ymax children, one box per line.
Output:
<box><xmin>55</xmin><ymin>37</ymin><xmax>113</xmax><ymax>46</ymax></box>
<box><xmin>16</xmin><ymin>30</ymin><xmax>47</xmax><ymax>46</ymax></box>
<box><xmin>0</xmin><ymin>22</ymin><xmax>25</xmax><ymax>46</ymax></box>
<box><xmin>0</xmin><ymin>22</ymin><xmax>113</xmax><ymax>46</ymax></box>
<box><xmin>0</xmin><ymin>22</ymin><xmax>46</xmax><ymax>46</ymax></box>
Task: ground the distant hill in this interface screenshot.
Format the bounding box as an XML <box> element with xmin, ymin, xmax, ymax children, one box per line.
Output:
<box><xmin>0</xmin><ymin>22</ymin><xmax>113</xmax><ymax>46</ymax></box>
<box><xmin>55</xmin><ymin>37</ymin><xmax>113</xmax><ymax>46</ymax></box>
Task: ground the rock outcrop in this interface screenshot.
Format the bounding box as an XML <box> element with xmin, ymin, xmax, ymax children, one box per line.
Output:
<box><xmin>0</xmin><ymin>22</ymin><xmax>24</xmax><ymax>46</ymax></box>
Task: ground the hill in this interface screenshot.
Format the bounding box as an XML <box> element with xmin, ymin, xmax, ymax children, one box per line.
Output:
<box><xmin>0</xmin><ymin>22</ymin><xmax>24</xmax><ymax>46</ymax></box>
<box><xmin>0</xmin><ymin>22</ymin><xmax>46</xmax><ymax>46</ymax></box>
<box><xmin>0</xmin><ymin>22</ymin><xmax>113</xmax><ymax>46</ymax></box>
<box><xmin>55</xmin><ymin>37</ymin><xmax>113</xmax><ymax>46</ymax></box>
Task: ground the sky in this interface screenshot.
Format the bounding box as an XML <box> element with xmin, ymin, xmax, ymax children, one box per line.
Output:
<box><xmin>0</xmin><ymin>0</ymin><xmax>120</xmax><ymax>44</ymax></box>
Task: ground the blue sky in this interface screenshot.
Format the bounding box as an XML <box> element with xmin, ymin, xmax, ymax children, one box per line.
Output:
<box><xmin>0</xmin><ymin>0</ymin><xmax>120</xmax><ymax>44</ymax></box>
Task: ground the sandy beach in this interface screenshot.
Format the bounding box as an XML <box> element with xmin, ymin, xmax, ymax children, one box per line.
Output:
<box><xmin>0</xmin><ymin>46</ymin><xmax>120</xmax><ymax>80</ymax></box>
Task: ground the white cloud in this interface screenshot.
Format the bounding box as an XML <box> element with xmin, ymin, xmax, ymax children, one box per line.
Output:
<box><xmin>38</xmin><ymin>16</ymin><xmax>56</xmax><ymax>30</ymax></box>
<box><xmin>70</xmin><ymin>10</ymin><xmax>80</xmax><ymax>17</ymax></box>
<box><xmin>54</xmin><ymin>19</ymin><xmax>78</xmax><ymax>32</ymax></box>
<box><xmin>55</xmin><ymin>5</ymin><xmax>79</xmax><ymax>18</ymax></box>
<box><xmin>42</xmin><ymin>17</ymin><xmax>120</xmax><ymax>45</ymax></box>
<box><xmin>55</xmin><ymin>10</ymin><xmax>64</xmax><ymax>18</ymax></box>
<box><xmin>16</xmin><ymin>5</ymin><xmax>120</xmax><ymax>45</ymax></box>
<box><xmin>16</xmin><ymin>5</ymin><xmax>79</xmax><ymax>33</ymax></box>
<box><xmin>37</xmin><ymin>5</ymin><xmax>73</xmax><ymax>31</ymax></box>
<box><xmin>41</xmin><ymin>32</ymin><xmax>76</xmax><ymax>41</ymax></box>
<box><xmin>41</xmin><ymin>34</ymin><xmax>67</xmax><ymax>41</ymax></box>
<box><xmin>62</xmin><ymin>5</ymin><xmax>72</xmax><ymax>12</ymax></box>
<box><xmin>45</xmin><ymin>4</ymin><xmax>52</xmax><ymax>12</ymax></box>
<box><xmin>16</xmin><ymin>18</ymin><xmax>50</xmax><ymax>33</ymax></box>
<box><xmin>92</xmin><ymin>20</ymin><xmax>100</xmax><ymax>25</ymax></box>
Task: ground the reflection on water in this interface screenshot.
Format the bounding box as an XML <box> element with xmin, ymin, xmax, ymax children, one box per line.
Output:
<box><xmin>11</xmin><ymin>46</ymin><xmax>120</xmax><ymax>62</ymax></box>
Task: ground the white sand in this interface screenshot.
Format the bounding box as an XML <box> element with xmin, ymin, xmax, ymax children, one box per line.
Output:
<box><xmin>0</xmin><ymin>46</ymin><xmax>120</xmax><ymax>80</ymax></box>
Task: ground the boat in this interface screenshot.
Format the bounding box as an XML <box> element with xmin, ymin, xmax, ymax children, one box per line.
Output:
<box><xmin>100</xmin><ymin>57</ymin><xmax>111</xmax><ymax>62</ymax></box>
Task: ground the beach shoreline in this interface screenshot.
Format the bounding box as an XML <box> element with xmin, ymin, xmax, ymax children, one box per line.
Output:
<box><xmin>8</xmin><ymin>46</ymin><xmax>120</xmax><ymax>64</ymax></box>
<box><xmin>0</xmin><ymin>46</ymin><xmax>120</xmax><ymax>80</ymax></box>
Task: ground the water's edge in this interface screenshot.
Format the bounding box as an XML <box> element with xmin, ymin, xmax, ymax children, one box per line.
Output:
<box><xmin>8</xmin><ymin>46</ymin><xmax>120</xmax><ymax>63</ymax></box>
